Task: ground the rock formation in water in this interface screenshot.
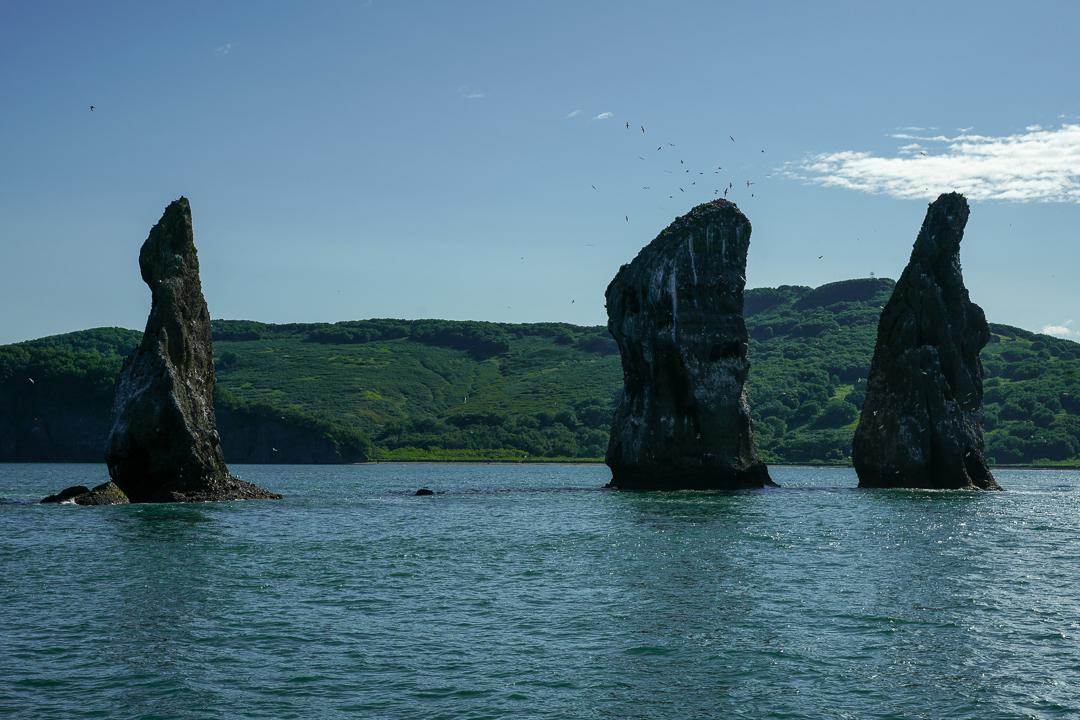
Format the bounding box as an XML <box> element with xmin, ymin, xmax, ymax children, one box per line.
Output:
<box><xmin>605</xmin><ymin>199</ymin><xmax>772</xmax><ymax>490</ymax></box>
<box><xmin>853</xmin><ymin>193</ymin><xmax>999</xmax><ymax>490</ymax></box>
<box><xmin>41</xmin><ymin>482</ymin><xmax>129</xmax><ymax>505</ymax></box>
<box><xmin>103</xmin><ymin>198</ymin><xmax>281</xmax><ymax>502</ymax></box>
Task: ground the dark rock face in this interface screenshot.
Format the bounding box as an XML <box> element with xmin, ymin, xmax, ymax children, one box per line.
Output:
<box><xmin>0</xmin><ymin>378</ymin><xmax>367</xmax><ymax>464</ymax></box>
<box><xmin>414</xmin><ymin>487</ymin><xmax>434</xmax><ymax>496</ymax></box>
<box><xmin>605</xmin><ymin>200</ymin><xmax>772</xmax><ymax>490</ymax></box>
<box><xmin>853</xmin><ymin>193</ymin><xmax>999</xmax><ymax>490</ymax></box>
<box><xmin>104</xmin><ymin>198</ymin><xmax>280</xmax><ymax>502</ymax></box>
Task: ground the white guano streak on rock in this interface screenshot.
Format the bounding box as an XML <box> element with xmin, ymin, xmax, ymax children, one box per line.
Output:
<box><xmin>687</xmin><ymin>233</ymin><xmax>698</xmax><ymax>284</ymax></box>
<box><xmin>668</xmin><ymin>264</ymin><xmax>678</xmax><ymax>342</ymax></box>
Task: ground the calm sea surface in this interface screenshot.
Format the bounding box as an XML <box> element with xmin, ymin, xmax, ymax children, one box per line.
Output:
<box><xmin>2</xmin><ymin>464</ymin><xmax>1079</xmax><ymax>719</ymax></box>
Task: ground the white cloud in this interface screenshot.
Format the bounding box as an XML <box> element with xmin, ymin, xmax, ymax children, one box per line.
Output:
<box><xmin>564</xmin><ymin>109</ymin><xmax>581</xmax><ymax>119</ymax></box>
<box><xmin>593</xmin><ymin>111</ymin><xmax>614</xmax><ymax>121</ymax></box>
<box><xmin>465</xmin><ymin>92</ymin><xmax>485</xmax><ymax>99</ymax></box>
<box><xmin>215</xmin><ymin>43</ymin><xmax>232</xmax><ymax>55</ymax></box>
<box><xmin>1041</xmin><ymin>320</ymin><xmax>1078</xmax><ymax>339</ymax></box>
<box><xmin>791</xmin><ymin>123</ymin><xmax>1080</xmax><ymax>203</ymax></box>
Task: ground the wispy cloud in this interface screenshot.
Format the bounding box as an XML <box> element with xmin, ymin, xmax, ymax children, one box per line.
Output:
<box><xmin>593</xmin><ymin>111</ymin><xmax>614</xmax><ymax>121</ymax></box>
<box><xmin>790</xmin><ymin>123</ymin><xmax>1080</xmax><ymax>203</ymax></box>
<box><xmin>215</xmin><ymin>43</ymin><xmax>232</xmax><ymax>55</ymax></box>
<box><xmin>456</xmin><ymin>85</ymin><xmax>485</xmax><ymax>100</ymax></box>
<box><xmin>564</xmin><ymin>109</ymin><xmax>581</xmax><ymax>119</ymax></box>
<box><xmin>1041</xmin><ymin>320</ymin><xmax>1078</xmax><ymax>339</ymax></box>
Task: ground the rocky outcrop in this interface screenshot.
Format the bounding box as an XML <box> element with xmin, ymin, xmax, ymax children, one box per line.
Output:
<box><xmin>103</xmin><ymin>198</ymin><xmax>280</xmax><ymax>502</ymax></box>
<box><xmin>41</xmin><ymin>482</ymin><xmax>129</xmax><ymax>505</ymax></box>
<box><xmin>605</xmin><ymin>200</ymin><xmax>772</xmax><ymax>490</ymax></box>
<box><xmin>853</xmin><ymin>193</ymin><xmax>999</xmax><ymax>490</ymax></box>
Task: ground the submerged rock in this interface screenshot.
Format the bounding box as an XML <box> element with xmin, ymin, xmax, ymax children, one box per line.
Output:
<box><xmin>853</xmin><ymin>193</ymin><xmax>1000</xmax><ymax>490</ymax></box>
<box><xmin>104</xmin><ymin>198</ymin><xmax>280</xmax><ymax>502</ymax></box>
<box><xmin>41</xmin><ymin>485</ymin><xmax>90</xmax><ymax>504</ymax></box>
<box><xmin>414</xmin><ymin>487</ymin><xmax>435</xmax><ymax>496</ymax></box>
<box><xmin>41</xmin><ymin>482</ymin><xmax>129</xmax><ymax>505</ymax></box>
<box><xmin>605</xmin><ymin>200</ymin><xmax>772</xmax><ymax>490</ymax></box>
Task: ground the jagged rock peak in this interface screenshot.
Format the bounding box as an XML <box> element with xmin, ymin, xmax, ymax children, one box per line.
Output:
<box><xmin>103</xmin><ymin>198</ymin><xmax>280</xmax><ymax>503</ymax></box>
<box><xmin>852</xmin><ymin>192</ymin><xmax>1000</xmax><ymax>490</ymax></box>
<box><xmin>604</xmin><ymin>199</ymin><xmax>773</xmax><ymax>490</ymax></box>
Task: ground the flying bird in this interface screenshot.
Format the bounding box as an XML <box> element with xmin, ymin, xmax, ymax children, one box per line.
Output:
<box><xmin>624</xmin><ymin>215</ymin><xmax>629</xmax><ymax>223</ymax></box>
<box><xmin>729</xmin><ymin>135</ymin><xmax>735</xmax><ymax>143</ymax></box>
<box><xmin>89</xmin><ymin>105</ymin><xmax>95</xmax><ymax>112</ymax></box>
<box><xmin>625</xmin><ymin>121</ymin><xmax>630</xmax><ymax>129</ymax></box>
<box><xmin>27</xmin><ymin>377</ymin><xmax>35</xmax><ymax>384</ymax></box>
<box><xmin>657</xmin><ymin>145</ymin><xmax>663</xmax><ymax>151</ymax></box>
<box><xmin>591</xmin><ymin>185</ymin><xmax>597</xmax><ymax>190</ymax></box>
<box><xmin>640</xmin><ymin>125</ymin><xmax>645</xmax><ymax>134</ymax></box>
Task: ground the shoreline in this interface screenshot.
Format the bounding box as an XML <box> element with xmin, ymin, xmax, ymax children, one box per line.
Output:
<box><xmin>2</xmin><ymin>459</ymin><xmax>1077</xmax><ymax>470</ymax></box>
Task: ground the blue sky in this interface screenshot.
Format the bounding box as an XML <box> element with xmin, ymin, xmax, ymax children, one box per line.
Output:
<box><xmin>2</xmin><ymin>0</ymin><xmax>1078</xmax><ymax>344</ymax></box>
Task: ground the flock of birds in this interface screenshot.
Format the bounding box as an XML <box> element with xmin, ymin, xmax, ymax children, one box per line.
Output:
<box><xmin>586</xmin><ymin>118</ymin><xmax>773</xmax><ymax>228</ymax></box>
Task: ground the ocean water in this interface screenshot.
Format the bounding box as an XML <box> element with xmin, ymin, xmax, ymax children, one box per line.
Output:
<box><xmin>2</xmin><ymin>464</ymin><xmax>1079</xmax><ymax>720</ymax></box>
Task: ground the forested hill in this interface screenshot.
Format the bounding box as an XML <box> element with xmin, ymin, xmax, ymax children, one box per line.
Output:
<box><xmin>1</xmin><ymin>278</ymin><xmax>1078</xmax><ymax>465</ymax></box>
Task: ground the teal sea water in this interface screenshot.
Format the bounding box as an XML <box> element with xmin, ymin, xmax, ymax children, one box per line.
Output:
<box><xmin>2</xmin><ymin>464</ymin><xmax>1079</xmax><ymax>719</ymax></box>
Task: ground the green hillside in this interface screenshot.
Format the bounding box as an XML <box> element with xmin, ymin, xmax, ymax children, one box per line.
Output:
<box><xmin>1</xmin><ymin>278</ymin><xmax>1078</xmax><ymax>465</ymax></box>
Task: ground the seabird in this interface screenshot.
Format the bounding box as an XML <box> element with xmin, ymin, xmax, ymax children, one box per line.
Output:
<box><xmin>729</xmin><ymin>135</ymin><xmax>735</xmax><ymax>143</ymax></box>
<box><xmin>89</xmin><ymin>105</ymin><xmax>95</xmax><ymax>112</ymax></box>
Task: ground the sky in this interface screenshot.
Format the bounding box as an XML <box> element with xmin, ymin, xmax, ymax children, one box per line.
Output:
<box><xmin>2</xmin><ymin>0</ymin><xmax>1079</xmax><ymax>345</ymax></box>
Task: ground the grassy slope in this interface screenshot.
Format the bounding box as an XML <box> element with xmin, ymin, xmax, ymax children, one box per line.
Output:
<box><xmin>2</xmin><ymin>278</ymin><xmax>1078</xmax><ymax>465</ymax></box>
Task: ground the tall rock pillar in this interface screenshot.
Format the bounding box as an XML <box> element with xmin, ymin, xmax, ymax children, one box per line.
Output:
<box><xmin>605</xmin><ymin>200</ymin><xmax>772</xmax><ymax>490</ymax></box>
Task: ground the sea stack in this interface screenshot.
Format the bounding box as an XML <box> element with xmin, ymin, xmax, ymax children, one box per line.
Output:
<box><xmin>605</xmin><ymin>200</ymin><xmax>772</xmax><ymax>490</ymax></box>
<box><xmin>852</xmin><ymin>193</ymin><xmax>999</xmax><ymax>490</ymax></box>
<box><xmin>104</xmin><ymin>198</ymin><xmax>280</xmax><ymax>502</ymax></box>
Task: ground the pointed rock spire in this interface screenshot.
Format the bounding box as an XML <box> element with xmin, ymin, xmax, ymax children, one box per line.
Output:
<box><xmin>104</xmin><ymin>198</ymin><xmax>280</xmax><ymax>502</ymax></box>
<box><xmin>853</xmin><ymin>193</ymin><xmax>999</xmax><ymax>490</ymax></box>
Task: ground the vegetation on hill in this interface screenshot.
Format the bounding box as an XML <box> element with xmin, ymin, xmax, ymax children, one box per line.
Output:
<box><xmin>1</xmin><ymin>278</ymin><xmax>1077</xmax><ymax>465</ymax></box>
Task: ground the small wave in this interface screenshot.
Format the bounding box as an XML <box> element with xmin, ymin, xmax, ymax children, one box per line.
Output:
<box><xmin>624</xmin><ymin>645</ymin><xmax>674</xmax><ymax>656</ymax></box>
